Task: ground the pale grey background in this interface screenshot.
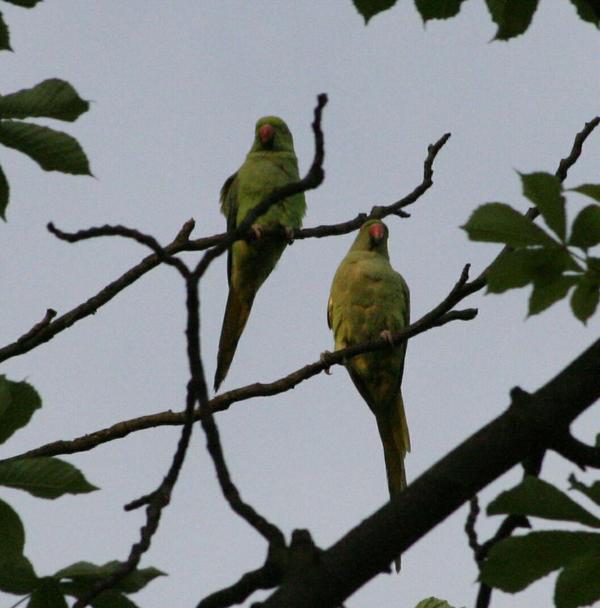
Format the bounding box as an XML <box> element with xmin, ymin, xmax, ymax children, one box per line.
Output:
<box><xmin>1</xmin><ymin>2</ymin><xmax>599</xmax><ymax>607</ymax></box>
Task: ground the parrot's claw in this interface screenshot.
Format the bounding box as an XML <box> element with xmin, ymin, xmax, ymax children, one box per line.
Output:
<box><xmin>284</xmin><ymin>226</ymin><xmax>295</xmax><ymax>244</ymax></box>
<box><xmin>250</xmin><ymin>224</ymin><xmax>264</xmax><ymax>240</ymax></box>
<box><xmin>320</xmin><ymin>350</ymin><xmax>332</xmax><ymax>375</ymax></box>
<box><xmin>380</xmin><ymin>329</ymin><xmax>395</xmax><ymax>345</ymax></box>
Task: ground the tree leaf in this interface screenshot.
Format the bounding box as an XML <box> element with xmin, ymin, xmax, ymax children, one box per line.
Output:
<box><xmin>0</xmin><ymin>79</ymin><xmax>89</xmax><ymax>122</ymax></box>
<box><xmin>0</xmin><ymin>498</ymin><xmax>26</xmax><ymax>557</ymax></box>
<box><xmin>486</xmin><ymin>0</ymin><xmax>540</xmax><ymax>40</ymax></box>
<box><xmin>570</xmin><ymin>183</ymin><xmax>600</xmax><ymax>203</ymax></box>
<box><xmin>481</xmin><ymin>531</ymin><xmax>600</xmax><ymax>592</ymax></box>
<box><xmin>415</xmin><ymin>0</ymin><xmax>466</xmax><ymax>21</ymax></box>
<box><xmin>555</xmin><ymin>552</ymin><xmax>600</xmax><ymax>608</ymax></box>
<box><xmin>462</xmin><ymin>202</ymin><xmax>557</xmax><ymax>247</ymax></box>
<box><xmin>91</xmin><ymin>590</ymin><xmax>138</xmax><ymax>608</ymax></box>
<box><xmin>0</xmin><ymin>457</ymin><xmax>98</xmax><ymax>498</ymax></box>
<box><xmin>0</xmin><ymin>11</ymin><xmax>11</xmax><ymax>51</ymax></box>
<box><xmin>568</xmin><ymin>0</ymin><xmax>600</xmax><ymax>28</ymax></box>
<box><xmin>0</xmin><ymin>555</ymin><xmax>37</xmax><ymax>594</ymax></box>
<box><xmin>569</xmin><ymin>205</ymin><xmax>600</xmax><ymax>249</ymax></box>
<box><xmin>529</xmin><ymin>275</ymin><xmax>579</xmax><ymax>316</ymax></box>
<box><xmin>0</xmin><ymin>120</ymin><xmax>91</xmax><ymax>175</ymax></box>
<box><xmin>3</xmin><ymin>0</ymin><xmax>44</xmax><ymax>7</ymax></box>
<box><xmin>0</xmin><ymin>162</ymin><xmax>8</xmax><ymax>219</ymax></box>
<box><xmin>352</xmin><ymin>0</ymin><xmax>396</xmax><ymax>23</ymax></box>
<box><xmin>56</xmin><ymin>561</ymin><xmax>165</xmax><ymax>594</ymax></box>
<box><xmin>415</xmin><ymin>598</ymin><xmax>459</xmax><ymax>608</ymax></box>
<box><xmin>488</xmin><ymin>476</ymin><xmax>600</xmax><ymax>528</ymax></box>
<box><xmin>486</xmin><ymin>248</ymin><xmax>579</xmax><ymax>294</ymax></box>
<box><xmin>571</xmin><ymin>279</ymin><xmax>600</xmax><ymax>324</ymax></box>
<box><xmin>28</xmin><ymin>578</ymin><xmax>68</xmax><ymax>608</ymax></box>
<box><xmin>0</xmin><ymin>376</ymin><xmax>42</xmax><ymax>445</ymax></box>
<box><xmin>520</xmin><ymin>172</ymin><xmax>566</xmax><ymax>240</ymax></box>
<box><xmin>569</xmin><ymin>475</ymin><xmax>600</xmax><ymax>508</ymax></box>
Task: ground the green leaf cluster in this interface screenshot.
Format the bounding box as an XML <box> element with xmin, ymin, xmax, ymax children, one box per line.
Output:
<box><xmin>481</xmin><ymin>475</ymin><xmax>600</xmax><ymax>608</ymax></box>
<box><xmin>0</xmin><ymin>0</ymin><xmax>44</xmax><ymax>52</ymax></box>
<box><xmin>0</xmin><ymin>79</ymin><xmax>92</xmax><ymax>220</ymax></box>
<box><xmin>415</xmin><ymin>598</ymin><xmax>462</xmax><ymax>608</ymax></box>
<box><xmin>352</xmin><ymin>0</ymin><xmax>600</xmax><ymax>37</ymax></box>
<box><xmin>0</xmin><ymin>376</ymin><xmax>165</xmax><ymax>606</ymax></box>
<box><xmin>462</xmin><ymin>172</ymin><xmax>600</xmax><ymax>323</ymax></box>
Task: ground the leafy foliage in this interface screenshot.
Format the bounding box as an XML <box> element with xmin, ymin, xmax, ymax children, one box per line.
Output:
<box><xmin>352</xmin><ymin>0</ymin><xmax>599</xmax><ymax>37</ymax></box>
<box><xmin>462</xmin><ymin>172</ymin><xmax>600</xmax><ymax>323</ymax></box>
<box><xmin>0</xmin><ymin>79</ymin><xmax>91</xmax><ymax>220</ymax></box>
<box><xmin>482</xmin><ymin>475</ymin><xmax>600</xmax><ymax>608</ymax></box>
<box><xmin>415</xmin><ymin>598</ymin><xmax>461</xmax><ymax>608</ymax></box>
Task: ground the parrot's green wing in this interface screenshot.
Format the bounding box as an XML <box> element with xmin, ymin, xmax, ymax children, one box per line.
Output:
<box><xmin>220</xmin><ymin>171</ymin><xmax>238</xmax><ymax>285</ymax></box>
<box><xmin>214</xmin><ymin>116</ymin><xmax>306</xmax><ymax>392</ymax></box>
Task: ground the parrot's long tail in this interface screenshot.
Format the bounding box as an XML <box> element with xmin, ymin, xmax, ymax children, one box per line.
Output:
<box><xmin>214</xmin><ymin>288</ymin><xmax>253</xmax><ymax>392</ymax></box>
<box><xmin>376</xmin><ymin>390</ymin><xmax>410</xmax><ymax>572</ymax></box>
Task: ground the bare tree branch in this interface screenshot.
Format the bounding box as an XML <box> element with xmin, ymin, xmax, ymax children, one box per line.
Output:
<box><xmin>0</xmin><ymin>126</ymin><xmax>448</xmax><ymax>365</ymax></box>
<box><xmin>255</xmin><ymin>336</ymin><xmax>600</xmax><ymax>608</ymax></box>
<box><xmin>6</xmin><ymin>270</ymin><xmax>477</xmax><ymax>462</ymax></box>
<box><xmin>16</xmin><ymin>308</ymin><xmax>56</xmax><ymax>343</ymax></box>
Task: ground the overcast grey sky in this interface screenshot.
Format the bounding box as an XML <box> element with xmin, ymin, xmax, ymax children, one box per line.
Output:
<box><xmin>2</xmin><ymin>2</ymin><xmax>600</xmax><ymax>607</ymax></box>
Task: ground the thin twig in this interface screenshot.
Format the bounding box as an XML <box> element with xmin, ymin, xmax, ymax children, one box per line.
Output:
<box><xmin>48</xmin><ymin>222</ymin><xmax>190</xmax><ymax>277</ymax></box>
<box><xmin>16</xmin><ymin>309</ymin><xmax>56</xmax><ymax>343</ymax></box>
<box><xmin>465</xmin><ymin>496</ymin><xmax>481</xmax><ymax>561</ymax></box>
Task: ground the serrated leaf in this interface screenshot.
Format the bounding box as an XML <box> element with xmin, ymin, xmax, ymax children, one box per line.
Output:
<box><xmin>0</xmin><ymin>497</ymin><xmax>25</xmax><ymax>557</ymax></box>
<box><xmin>56</xmin><ymin>561</ymin><xmax>164</xmax><ymax>594</ymax></box>
<box><xmin>0</xmin><ymin>457</ymin><xmax>98</xmax><ymax>498</ymax></box>
<box><xmin>415</xmin><ymin>0</ymin><xmax>466</xmax><ymax>21</ymax></box>
<box><xmin>0</xmin><ymin>11</ymin><xmax>11</xmax><ymax>51</ymax></box>
<box><xmin>481</xmin><ymin>531</ymin><xmax>600</xmax><ymax>592</ymax></box>
<box><xmin>28</xmin><ymin>578</ymin><xmax>68</xmax><ymax>608</ymax></box>
<box><xmin>0</xmin><ymin>555</ymin><xmax>37</xmax><ymax>594</ymax></box>
<box><xmin>486</xmin><ymin>0</ymin><xmax>539</xmax><ymax>40</ymax></box>
<box><xmin>3</xmin><ymin>0</ymin><xmax>44</xmax><ymax>7</ymax></box>
<box><xmin>352</xmin><ymin>0</ymin><xmax>396</xmax><ymax>23</ymax></box>
<box><xmin>0</xmin><ymin>162</ymin><xmax>8</xmax><ymax>219</ymax></box>
<box><xmin>568</xmin><ymin>0</ymin><xmax>600</xmax><ymax>27</ymax></box>
<box><xmin>486</xmin><ymin>248</ymin><xmax>579</xmax><ymax>294</ymax></box>
<box><xmin>571</xmin><ymin>279</ymin><xmax>600</xmax><ymax>323</ymax></box>
<box><xmin>569</xmin><ymin>475</ymin><xmax>600</xmax><ymax>508</ymax></box>
<box><xmin>462</xmin><ymin>202</ymin><xmax>557</xmax><ymax>247</ymax></box>
<box><xmin>488</xmin><ymin>476</ymin><xmax>600</xmax><ymax>527</ymax></box>
<box><xmin>529</xmin><ymin>275</ymin><xmax>579</xmax><ymax>316</ymax></box>
<box><xmin>570</xmin><ymin>183</ymin><xmax>600</xmax><ymax>203</ymax></box>
<box><xmin>555</xmin><ymin>552</ymin><xmax>600</xmax><ymax>608</ymax></box>
<box><xmin>0</xmin><ymin>120</ymin><xmax>91</xmax><ymax>175</ymax></box>
<box><xmin>415</xmin><ymin>598</ymin><xmax>458</xmax><ymax>608</ymax></box>
<box><xmin>569</xmin><ymin>205</ymin><xmax>600</xmax><ymax>249</ymax></box>
<box><xmin>520</xmin><ymin>172</ymin><xmax>566</xmax><ymax>240</ymax></box>
<box><xmin>0</xmin><ymin>376</ymin><xmax>42</xmax><ymax>444</ymax></box>
<box><xmin>0</xmin><ymin>79</ymin><xmax>89</xmax><ymax>122</ymax></box>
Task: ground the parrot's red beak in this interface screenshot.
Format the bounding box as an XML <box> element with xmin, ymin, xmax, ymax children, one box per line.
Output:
<box><xmin>258</xmin><ymin>123</ymin><xmax>275</xmax><ymax>145</ymax></box>
<box><xmin>368</xmin><ymin>223</ymin><xmax>385</xmax><ymax>241</ymax></box>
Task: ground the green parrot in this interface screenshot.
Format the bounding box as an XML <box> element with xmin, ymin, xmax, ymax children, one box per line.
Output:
<box><xmin>327</xmin><ymin>219</ymin><xmax>410</xmax><ymax>571</ymax></box>
<box><xmin>214</xmin><ymin>116</ymin><xmax>306</xmax><ymax>392</ymax></box>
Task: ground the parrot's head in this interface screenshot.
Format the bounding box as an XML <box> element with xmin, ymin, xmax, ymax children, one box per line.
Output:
<box><xmin>354</xmin><ymin>220</ymin><xmax>390</xmax><ymax>257</ymax></box>
<box><xmin>251</xmin><ymin>116</ymin><xmax>294</xmax><ymax>153</ymax></box>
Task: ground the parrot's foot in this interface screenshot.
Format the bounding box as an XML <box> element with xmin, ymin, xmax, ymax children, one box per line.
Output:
<box><xmin>320</xmin><ymin>350</ymin><xmax>332</xmax><ymax>375</ymax></box>
<box><xmin>250</xmin><ymin>224</ymin><xmax>264</xmax><ymax>240</ymax></box>
<box><xmin>284</xmin><ymin>226</ymin><xmax>295</xmax><ymax>244</ymax></box>
<box><xmin>380</xmin><ymin>329</ymin><xmax>395</xmax><ymax>345</ymax></box>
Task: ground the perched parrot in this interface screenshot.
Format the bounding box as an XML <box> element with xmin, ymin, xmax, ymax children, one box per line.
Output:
<box><xmin>327</xmin><ymin>219</ymin><xmax>410</xmax><ymax>571</ymax></box>
<box><xmin>214</xmin><ymin>116</ymin><xmax>306</xmax><ymax>392</ymax></box>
